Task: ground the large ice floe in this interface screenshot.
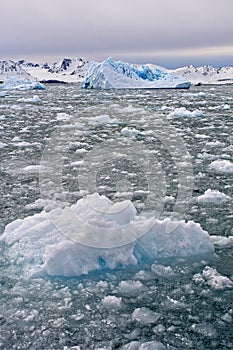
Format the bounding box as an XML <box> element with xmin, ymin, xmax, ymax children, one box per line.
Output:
<box><xmin>83</xmin><ymin>57</ymin><xmax>191</xmax><ymax>89</ymax></box>
<box><xmin>0</xmin><ymin>76</ymin><xmax>45</xmax><ymax>90</ymax></box>
<box><xmin>1</xmin><ymin>193</ymin><xmax>214</xmax><ymax>278</ymax></box>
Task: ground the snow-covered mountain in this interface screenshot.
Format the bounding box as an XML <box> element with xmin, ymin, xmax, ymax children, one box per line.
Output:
<box><xmin>171</xmin><ymin>65</ymin><xmax>233</xmax><ymax>85</ymax></box>
<box><xmin>0</xmin><ymin>60</ymin><xmax>33</xmax><ymax>81</ymax></box>
<box><xmin>18</xmin><ymin>57</ymin><xmax>88</xmax><ymax>83</ymax></box>
<box><xmin>1</xmin><ymin>58</ymin><xmax>232</xmax><ymax>85</ymax></box>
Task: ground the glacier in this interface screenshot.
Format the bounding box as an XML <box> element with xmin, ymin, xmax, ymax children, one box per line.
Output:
<box><xmin>1</xmin><ymin>193</ymin><xmax>214</xmax><ymax>278</ymax></box>
<box><xmin>83</xmin><ymin>57</ymin><xmax>191</xmax><ymax>89</ymax></box>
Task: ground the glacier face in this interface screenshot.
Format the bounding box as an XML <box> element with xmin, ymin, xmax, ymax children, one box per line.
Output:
<box><xmin>1</xmin><ymin>193</ymin><xmax>214</xmax><ymax>278</ymax></box>
<box><xmin>83</xmin><ymin>58</ymin><xmax>191</xmax><ymax>89</ymax></box>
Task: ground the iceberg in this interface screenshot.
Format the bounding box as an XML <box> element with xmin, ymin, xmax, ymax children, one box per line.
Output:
<box><xmin>83</xmin><ymin>57</ymin><xmax>191</xmax><ymax>89</ymax></box>
<box><xmin>0</xmin><ymin>76</ymin><xmax>45</xmax><ymax>90</ymax></box>
<box><xmin>1</xmin><ymin>193</ymin><xmax>214</xmax><ymax>277</ymax></box>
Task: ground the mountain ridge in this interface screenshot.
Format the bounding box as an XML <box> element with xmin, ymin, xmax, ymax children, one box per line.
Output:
<box><xmin>0</xmin><ymin>58</ymin><xmax>232</xmax><ymax>85</ymax></box>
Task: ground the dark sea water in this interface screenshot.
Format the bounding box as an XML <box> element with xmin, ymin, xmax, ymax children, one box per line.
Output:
<box><xmin>0</xmin><ymin>84</ymin><xmax>232</xmax><ymax>349</ymax></box>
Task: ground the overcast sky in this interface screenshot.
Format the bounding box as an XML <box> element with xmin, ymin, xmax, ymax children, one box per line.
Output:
<box><xmin>1</xmin><ymin>0</ymin><xmax>232</xmax><ymax>67</ymax></box>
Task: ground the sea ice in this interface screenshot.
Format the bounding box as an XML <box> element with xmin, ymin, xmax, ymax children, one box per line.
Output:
<box><xmin>167</xmin><ymin>107</ymin><xmax>203</xmax><ymax>119</ymax></box>
<box><xmin>197</xmin><ymin>189</ymin><xmax>230</xmax><ymax>203</ymax></box>
<box><xmin>209</xmin><ymin>159</ymin><xmax>233</xmax><ymax>173</ymax></box>
<box><xmin>193</xmin><ymin>266</ymin><xmax>233</xmax><ymax>290</ymax></box>
<box><xmin>102</xmin><ymin>295</ymin><xmax>122</xmax><ymax>309</ymax></box>
<box><xmin>121</xmin><ymin>340</ymin><xmax>166</xmax><ymax>350</ymax></box>
<box><xmin>17</xmin><ymin>95</ymin><xmax>41</xmax><ymax>103</ymax></box>
<box><xmin>132</xmin><ymin>307</ymin><xmax>161</xmax><ymax>325</ymax></box>
<box><xmin>1</xmin><ymin>193</ymin><xmax>214</xmax><ymax>277</ymax></box>
<box><xmin>83</xmin><ymin>57</ymin><xmax>191</xmax><ymax>90</ymax></box>
<box><xmin>0</xmin><ymin>142</ymin><xmax>8</xmax><ymax>148</ymax></box>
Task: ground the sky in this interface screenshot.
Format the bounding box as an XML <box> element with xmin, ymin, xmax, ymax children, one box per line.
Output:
<box><xmin>1</xmin><ymin>0</ymin><xmax>233</xmax><ymax>68</ymax></box>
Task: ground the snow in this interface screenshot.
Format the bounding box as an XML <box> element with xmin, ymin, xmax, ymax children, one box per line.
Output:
<box><xmin>209</xmin><ymin>159</ymin><xmax>233</xmax><ymax>173</ymax></box>
<box><xmin>197</xmin><ymin>189</ymin><xmax>230</xmax><ymax>203</ymax></box>
<box><xmin>172</xmin><ymin>65</ymin><xmax>233</xmax><ymax>85</ymax></box>
<box><xmin>167</xmin><ymin>107</ymin><xmax>203</xmax><ymax>119</ymax></box>
<box><xmin>1</xmin><ymin>193</ymin><xmax>214</xmax><ymax>278</ymax></box>
<box><xmin>0</xmin><ymin>76</ymin><xmax>45</xmax><ymax>91</ymax></box>
<box><xmin>83</xmin><ymin>57</ymin><xmax>191</xmax><ymax>89</ymax></box>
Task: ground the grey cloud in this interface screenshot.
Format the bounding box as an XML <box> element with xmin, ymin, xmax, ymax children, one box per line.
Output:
<box><xmin>1</xmin><ymin>0</ymin><xmax>232</xmax><ymax>67</ymax></box>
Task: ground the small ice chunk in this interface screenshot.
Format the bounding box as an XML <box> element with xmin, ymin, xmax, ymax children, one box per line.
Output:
<box><xmin>167</xmin><ymin>107</ymin><xmax>203</xmax><ymax>119</ymax></box>
<box><xmin>88</xmin><ymin>114</ymin><xmax>119</xmax><ymax>125</ymax></box>
<box><xmin>21</xmin><ymin>165</ymin><xmax>48</xmax><ymax>174</ymax></box>
<box><xmin>132</xmin><ymin>307</ymin><xmax>161</xmax><ymax>325</ymax></box>
<box><xmin>25</xmin><ymin>198</ymin><xmax>45</xmax><ymax>210</ymax></box>
<box><xmin>197</xmin><ymin>189</ymin><xmax>230</xmax><ymax>203</ymax></box>
<box><xmin>56</xmin><ymin>112</ymin><xmax>72</xmax><ymax>121</ymax></box>
<box><xmin>0</xmin><ymin>142</ymin><xmax>8</xmax><ymax>148</ymax></box>
<box><xmin>209</xmin><ymin>159</ymin><xmax>233</xmax><ymax>173</ymax></box>
<box><xmin>121</xmin><ymin>341</ymin><xmax>166</xmax><ymax>350</ymax></box>
<box><xmin>191</xmin><ymin>322</ymin><xmax>217</xmax><ymax>338</ymax></box>
<box><xmin>102</xmin><ymin>296</ymin><xmax>122</xmax><ymax>309</ymax></box>
<box><xmin>151</xmin><ymin>264</ymin><xmax>175</xmax><ymax>278</ymax></box>
<box><xmin>118</xmin><ymin>280</ymin><xmax>145</xmax><ymax>296</ymax></box>
<box><xmin>18</xmin><ymin>95</ymin><xmax>41</xmax><ymax>103</ymax></box>
<box><xmin>152</xmin><ymin>324</ymin><xmax>166</xmax><ymax>335</ymax></box>
<box><xmin>202</xmin><ymin>266</ymin><xmax>233</xmax><ymax>290</ymax></box>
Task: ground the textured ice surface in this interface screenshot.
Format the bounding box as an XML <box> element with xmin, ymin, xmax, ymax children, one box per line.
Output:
<box><xmin>1</xmin><ymin>193</ymin><xmax>214</xmax><ymax>277</ymax></box>
<box><xmin>83</xmin><ymin>58</ymin><xmax>191</xmax><ymax>89</ymax></box>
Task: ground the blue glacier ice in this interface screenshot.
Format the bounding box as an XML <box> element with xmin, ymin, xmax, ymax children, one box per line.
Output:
<box><xmin>83</xmin><ymin>57</ymin><xmax>191</xmax><ymax>89</ymax></box>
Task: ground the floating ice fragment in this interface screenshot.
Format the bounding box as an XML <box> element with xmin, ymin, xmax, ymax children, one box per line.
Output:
<box><xmin>209</xmin><ymin>159</ymin><xmax>233</xmax><ymax>173</ymax></box>
<box><xmin>202</xmin><ymin>266</ymin><xmax>233</xmax><ymax>290</ymax></box>
<box><xmin>18</xmin><ymin>95</ymin><xmax>41</xmax><ymax>103</ymax></box>
<box><xmin>191</xmin><ymin>322</ymin><xmax>217</xmax><ymax>338</ymax></box>
<box><xmin>1</xmin><ymin>193</ymin><xmax>214</xmax><ymax>278</ymax></box>
<box><xmin>132</xmin><ymin>307</ymin><xmax>161</xmax><ymax>325</ymax></box>
<box><xmin>151</xmin><ymin>264</ymin><xmax>175</xmax><ymax>278</ymax></box>
<box><xmin>167</xmin><ymin>107</ymin><xmax>203</xmax><ymax>119</ymax></box>
<box><xmin>121</xmin><ymin>341</ymin><xmax>167</xmax><ymax>350</ymax></box>
<box><xmin>118</xmin><ymin>280</ymin><xmax>145</xmax><ymax>296</ymax></box>
<box><xmin>197</xmin><ymin>189</ymin><xmax>230</xmax><ymax>203</ymax></box>
<box><xmin>0</xmin><ymin>142</ymin><xmax>8</xmax><ymax>148</ymax></box>
<box><xmin>102</xmin><ymin>296</ymin><xmax>122</xmax><ymax>309</ymax></box>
